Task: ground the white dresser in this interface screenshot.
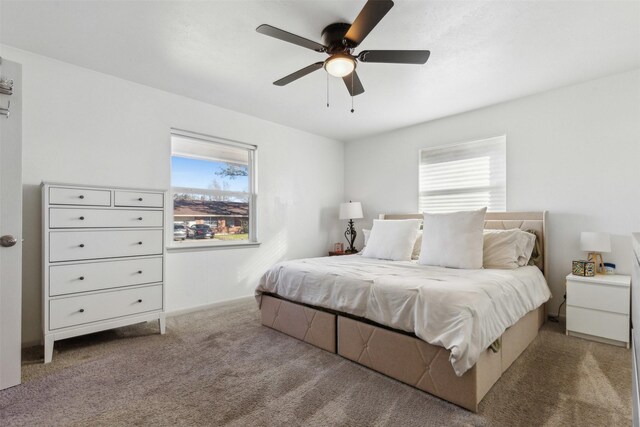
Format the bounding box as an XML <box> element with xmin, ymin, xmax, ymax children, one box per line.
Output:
<box><xmin>566</xmin><ymin>273</ymin><xmax>631</xmax><ymax>348</ymax></box>
<box><xmin>42</xmin><ymin>183</ymin><xmax>166</xmax><ymax>363</ymax></box>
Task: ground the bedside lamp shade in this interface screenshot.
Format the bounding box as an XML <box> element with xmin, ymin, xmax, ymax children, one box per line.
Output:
<box><xmin>580</xmin><ymin>232</ymin><xmax>611</xmax><ymax>253</ymax></box>
<box><xmin>339</xmin><ymin>202</ymin><xmax>363</xmax><ymax>220</ymax></box>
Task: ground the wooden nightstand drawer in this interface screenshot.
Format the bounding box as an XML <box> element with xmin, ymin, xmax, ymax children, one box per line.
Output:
<box><xmin>566</xmin><ymin>280</ymin><xmax>629</xmax><ymax>314</ymax></box>
<box><xmin>567</xmin><ymin>306</ymin><xmax>629</xmax><ymax>343</ymax></box>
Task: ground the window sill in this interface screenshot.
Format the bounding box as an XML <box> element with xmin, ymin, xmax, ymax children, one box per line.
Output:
<box><xmin>166</xmin><ymin>241</ymin><xmax>261</xmax><ymax>252</ymax></box>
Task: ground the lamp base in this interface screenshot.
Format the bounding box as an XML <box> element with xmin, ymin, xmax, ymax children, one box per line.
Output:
<box><xmin>587</xmin><ymin>252</ymin><xmax>605</xmax><ymax>274</ymax></box>
<box><xmin>344</xmin><ymin>219</ymin><xmax>357</xmax><ymax>253</ymax></box>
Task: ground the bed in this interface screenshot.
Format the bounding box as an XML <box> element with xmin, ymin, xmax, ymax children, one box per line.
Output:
<box><xmin>256</xmin><ymin>212</ymin><xmax>550</xmax><ymax>412</ymax></box>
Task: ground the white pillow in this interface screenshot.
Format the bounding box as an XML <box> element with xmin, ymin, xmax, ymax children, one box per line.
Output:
<box><xmin>363</xmin><ymin>228</ymin><xmax>371</xmax><ymax>246</ymax></box>
<box><xmin>358</xmin><ymin>228</ymin><xmax>372</xmax><ymax>255</ymax></box>
<box><xmin>418</xmin><ymin>208</ymin><xmax>487</xmax><ymax>269</ymax></box>
<box><xmin>363</xmin><ymin>228</ymin><xmax>422</xmax><ymax>260</ymax></box>
<box><xmin>483</xmin><ymin>229</ymin><xmax>522</xmax><ymax>269</ymax></box>
<box><xmin>517</xmin><ymin>231</ymin><xmax>536</xmax><ymax>266</ymax></box>
<box><xmin>412</xmin><ymin>231</ymin><xmax>423</xmax><ymax>260</ymax></box>
<box><xmin>361</xmin><ymin>220</ymin><xmax>421</xmax><ymax>261</ymax></box>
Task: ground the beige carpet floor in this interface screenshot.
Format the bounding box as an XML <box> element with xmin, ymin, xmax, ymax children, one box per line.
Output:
<box><xmin>0</xmin><ymin>298</ymin><xmax>631</xmax><ymax>426</ymax></box>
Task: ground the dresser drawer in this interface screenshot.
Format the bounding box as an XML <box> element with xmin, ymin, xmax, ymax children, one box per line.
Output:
<box><xmin>49</xmin><ymin>285</ymin><xmax>163</xmax><ymax>330</ymax></box>
<box><xmin>50</xmin><ymin>208</ymin><xmax>163</xmax><ymax>228</ymax></box>
<box><xmin>49</xmin><ymin>187</ymin><xmax>111</xmax><ymax>206</ymax></box>
<box><xmin>49</xmin><ymin>229</ymin><xmax>163</xmax><ymax>262</ymax></box>
<box><xmin>49</xmin><ymin>257</ymin><xmax>163</xmax><ymax>296</ymax></box>
<box><xmin>567</xmin><ymin>305</ymin><xmax>629</xmax><ymax>343</ymax></box>
<box><xmin>114</xmin><ymin>190</ymin><xmax>164</xmax><ymax>208</ymax></box>
<box><xmin>567</xmin><ymin>280</ymin><xmax>630</xmax><ymax>314</ymax></box>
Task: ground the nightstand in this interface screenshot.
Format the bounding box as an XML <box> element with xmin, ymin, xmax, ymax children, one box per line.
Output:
<box><xmin>328</xmin><ymin>251</ymin><xmax>355</xmax><ymax>256</ymax></box>
<box><xmin>566</xmin><ymin>273</ymin><xmax>631</xmax><ymax>348</ymax></box>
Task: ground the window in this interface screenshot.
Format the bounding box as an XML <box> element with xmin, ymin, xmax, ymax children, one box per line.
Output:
<box><xmin>170</xmin><ymin>129</ymin><xmax>257</xmax><ymax>245</ymax></box>
<box><xmin>419</xmin><ymin>136</ymin><xmax>506</xmax><ymax>213</ymax></box>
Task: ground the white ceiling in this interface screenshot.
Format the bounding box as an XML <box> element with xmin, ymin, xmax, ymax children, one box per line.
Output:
<box><xmin>1</xmin><ymin>1</ymin><xmax>639</xmax><ymax>141</ymax></box>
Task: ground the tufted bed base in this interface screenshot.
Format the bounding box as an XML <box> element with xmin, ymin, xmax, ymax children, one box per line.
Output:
<box><xmin>261</xmin><ymin>294</ymin><xmax>545</xmax><ymax>412</ymax></box>
<box><xmin>260</xmin><ymin>211</ymin><xmax>548</xmax><ymax>412</ymax></box>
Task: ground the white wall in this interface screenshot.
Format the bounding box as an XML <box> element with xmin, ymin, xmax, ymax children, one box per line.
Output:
<box><xmin>2</xmin><ymin>46</ymin><xmax>344</xmax><ymax>346</ymax></box>
<box><xmin>345</xmin><ymin>69</ymin><xmax>640</xmax><ymax>316</ymax></box>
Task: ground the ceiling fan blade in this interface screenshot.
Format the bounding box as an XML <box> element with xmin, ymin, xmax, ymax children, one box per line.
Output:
<box><xmin>273</xmin><ymin>62</ymin><xmax>324</xmax><ymax>86</ymax></box>
<box><xmin>256</xmin><ymin>24</ymin><xmax>326</xmax><ymax>52</ymax></box>
<box><xmin>344</xmin><ymin>0</ymin><xmax>394</xmax><ymax>46</ymax></box>
<box><xmin>342</xmin><ymin>71</ymin><xmax>365</xmax><ymax>96</ymax></box>
<box><xmin>359</xmin><ymin>50</ymin><xmax>430</xmax><ymax>64</ymax></box>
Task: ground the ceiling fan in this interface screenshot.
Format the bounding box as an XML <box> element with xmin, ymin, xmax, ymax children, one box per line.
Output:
<box><xmin>256</xmin><ymin>0</ymin><xmax>430</xmax><ymax>98</ymax></box>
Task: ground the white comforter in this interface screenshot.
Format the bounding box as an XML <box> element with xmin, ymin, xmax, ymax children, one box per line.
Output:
<box><xmin>256</xmin><ymin>255</ymin><xmax>551</xmax><ymax>376</ymax></box>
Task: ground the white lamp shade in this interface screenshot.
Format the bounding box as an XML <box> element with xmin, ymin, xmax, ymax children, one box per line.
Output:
<box><xmin>580</xmin><ymin>232</ymin><xmax>611</xmax><ymax>253</ymax></box>
<box><xmin>339</xmin><ymin>202</ymin><xmax>363</xmax><ymax>220</ymax></box>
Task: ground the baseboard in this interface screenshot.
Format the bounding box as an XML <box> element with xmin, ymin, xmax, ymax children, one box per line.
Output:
<box><xmin>567</xmin><ymin>330</ymin><xmax>629</xmax><ymax>348</ymax></box>
<box><xmin>165</xmin><ymin>295</ymin><xmax>255</xmax><ymax>317</ymax></box>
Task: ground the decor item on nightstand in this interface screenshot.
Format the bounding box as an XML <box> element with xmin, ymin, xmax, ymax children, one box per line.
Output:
<box><xmin>585</xmin><ymin>261</ymin><xmax>596</xmax><ymax>277</ymax></box>
<box><xmin>604</xmin><ymin>262</ymin><xmax>616</xmax><ymax>275</ymax></box>
<box><xmin>339</xmin><ymin>201</ymin><xmax>363</xmax><ymax>254</ymax></box>
<box><xmin>580</xmin><ymin>231</ymin><xmax>611</xmax><ymax>274</ymax></box>
<box><xmin>333</xmin><ymin>242</ymin><xmax>344</xmax><ymax>254</ymax></box>
<box><xmin>572</xmin><ymin>260</ymin><xmax>585</xmax><ymax>276</ymax></box>
<box><xmin>572</xmin><ymin>260</ymin><xmax>596</xmax><ymax>277</ymax></box>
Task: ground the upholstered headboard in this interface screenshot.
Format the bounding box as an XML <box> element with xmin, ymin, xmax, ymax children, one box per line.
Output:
<box><xmin>378</xmin><ymin>211</ymin><xmax>548</xmax><ymax>279</ymax></box>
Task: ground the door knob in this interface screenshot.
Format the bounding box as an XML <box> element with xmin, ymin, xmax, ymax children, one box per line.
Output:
<box><xmin>0</xmin><ymin>235</ymin><xmax>17</xmax><ymax>247</ymax></box>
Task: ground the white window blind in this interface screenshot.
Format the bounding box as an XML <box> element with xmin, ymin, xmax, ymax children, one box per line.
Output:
<box><xmin>419</xmin><ymin>136</ymin><xmax>506</xmax><ymax>213</ymax></box>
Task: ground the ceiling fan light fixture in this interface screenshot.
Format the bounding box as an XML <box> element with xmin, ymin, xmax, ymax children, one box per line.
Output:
<box><xmin>324</xmin><ymin>54</ymin><xmax>356</xmax><ymax>78</ymax></box>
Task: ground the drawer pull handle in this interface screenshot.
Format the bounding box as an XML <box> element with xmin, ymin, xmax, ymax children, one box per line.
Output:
<box><xmin>79</xmin><ymin>216</ymin><xmax>85</xmax><ymax>220</ymax></box>
<box><xmin>138</xmin><ymin>197</ymin><xmax>143</xmax><ymax>201</ymax></box>
<box><xmin>137</xmin><ymin>270</ymin><xmax>143</xmax><ymax>274</ymax></box>
<box><xmin>138</xmin><ymin>241</ymin><xmax>143</xmax><ymax>245</ymax></box>
<box><xmin>137</xmin><ymin>299</ymin><xmax>143</xmax><ymax>303</ymax></box>
<box><xmin>137</xmin><ymin>217</ymin><xmax>143</xmax><ymax>220</ymax></box>
<box><xmin>79</xmin><ymin>276</ymin><xmax>85</xmax><ymax>280</ymax></box>
<box><xmin>79</xmin><ymin>244</ymin><xmax>85</xmax><ymax>248</ymax></box>
<box><xmin>79</xmin><ymin>195</ymin><xmax>85</xmax><ymax>199</ymax></box>
<box><xmin>79</xmin><ymin>308</ymin><xmax>85</xmax><ymax>313</ymax></box>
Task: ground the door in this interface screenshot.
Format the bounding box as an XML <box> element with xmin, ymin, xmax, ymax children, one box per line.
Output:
<box><xmin>0</xmin><ymin>57</ymin><xmax>22</xmax><ymax>389</ymax></box>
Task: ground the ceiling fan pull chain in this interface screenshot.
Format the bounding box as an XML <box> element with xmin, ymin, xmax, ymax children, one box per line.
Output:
<box><xmin>326</xmin><ymin>72</ymin><xmax>330</xmax><ymax>108</ymax></box>
<box><xmin>351</xmin><ymin>72</ymin><xmax>355</xmax><ymax>113</ymax></box>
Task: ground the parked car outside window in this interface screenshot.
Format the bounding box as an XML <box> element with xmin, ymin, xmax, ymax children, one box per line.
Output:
<box><xmin>173</xmin><ymin>224</ymin><xmax>187</xmax><ymax>241</ymax></box>
<box><xmin>190</xmin><ymin>224</ymin><xmax>213</xmax><ymax>239</ymax></box>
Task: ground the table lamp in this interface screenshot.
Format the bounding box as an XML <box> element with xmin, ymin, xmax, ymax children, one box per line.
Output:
<box><xmin>580</xmin><ymin>231</ymin><xmax>611</xmax><ymax>274</ymax></box>
<box><xmin>339</xmin><ymin>201</ymin><xmax>363</xmax><ymax>253</ymax></box>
